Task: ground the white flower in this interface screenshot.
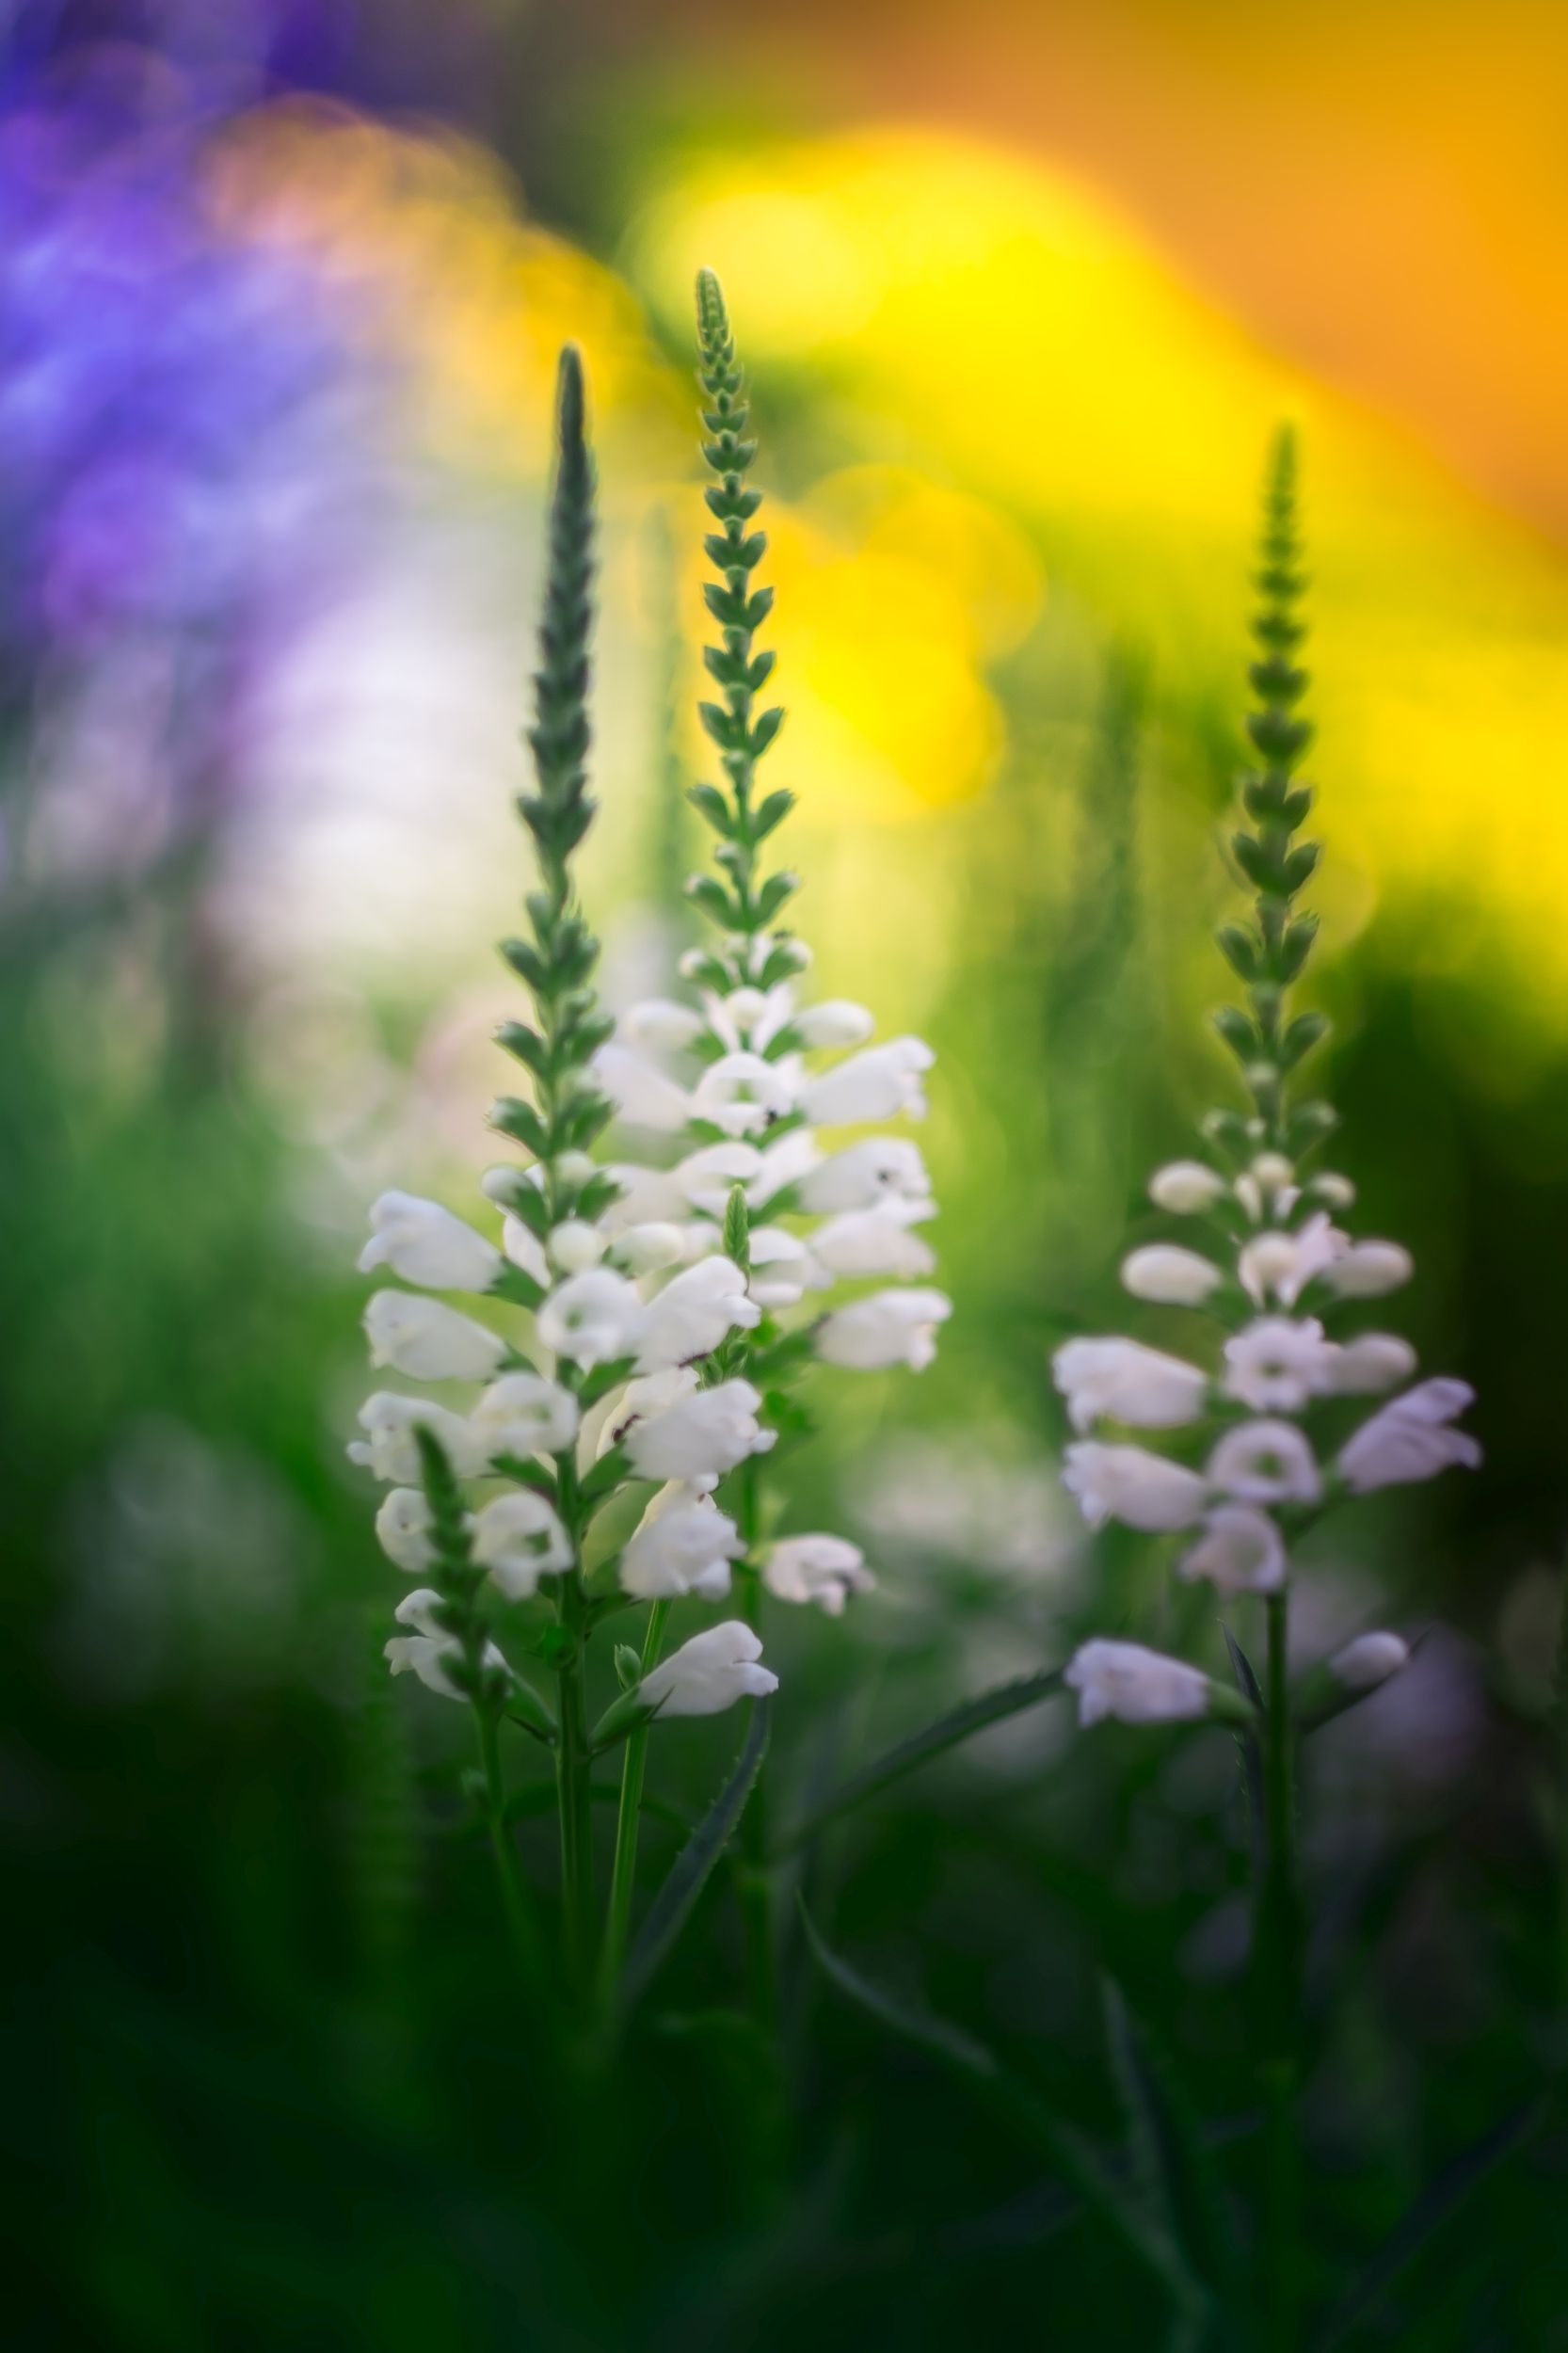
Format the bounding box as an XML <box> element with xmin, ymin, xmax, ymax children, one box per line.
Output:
<box><xmin>747</xmin><ymin>1128</ymin><xmax>823</xmax><ymax>1206</ymax></box>
<box><xmin>593</xmin><ymin>1042</ymin><xmax>692</xmax><ymax>1131</ymax></box>
<box><xmin>1221</xmin><ymin>1317</ymin><xmax>1336</xmax><ymax>1413</ymax></box>
<box><xmin>363</xmin><ymin>1291</ymin><xmax>508</xmax><ymax>1383</ymax></box>
<box><xmin>471</xmin><ymin>1372</ymin><xmax>580</xmax><ymax>1461</ymax></box>
<box><xmin>1120</xmin><ymin>1244</ymin><xmax>1223</xmax><ymax>1305</ymax></box>
<box><xmin>1177</xmin><ymin>1505</ymin><xmax>1287</xmax><ymax>1593</ymax></box>
<box><xmin>1310</xmin><ymin>1173</ymin><xmax>1356</xmax><ymax>1209</ymax></box>
<box><xmin>1208</xmin><ymin>1419</ymin><xmax>1322</xmax><ymax>1505</ymax></box>
<box><xmin>809</xmin><ymin>1202</ymin><xmax>936</xmax><ymax>1281</ymax></box>
<box><xmin>1052</xmin><ymin>1337</ymin><xmax>1208</xmax><ymax>1433</ymax></box>
<box><xmin>690</xmin><ymin>1050</ymin><xmax>796</xmax><ymax>1137</ymax></box>
<box><xmin>793</xmin><ymin>1000</ymin><xmax>875</xmax><ymax>1048</ymax></box>
<box><xmin>676</xmin><ymin>1141</ymin><xmax>766</xmax><ymax>1214</ymax></box>
<box><xmin>611</xmin><ymin>1222</ymin><xmax>688</xmax><ymax>1275</ymax></box>
<box><xmin>703</xmin><ymin>982</ymin><xmax>795</xmax><ymax>1052</ymax></box>
<box><xmin>802</xmin><ymin>1036</ymin><xmax>934</xmax><ymax>1126</ymax></box>
<box><xmin>537</xmin><ymin>1268</ymin><xmax>647</xmax><ymax>1368</ymax></box>
<box><xmin>385</xmin><ymin>1591</ymin><xmax>508</xmax><ymax>1701</ymax></box>
<box><xmin>359</xmin><ymin>1191</ymin><xmax>501</xmax><ymax>1292</ymax></box>
<box><xmin>1337</xmin><ymin>1379</ymin><xmax>1480</xmax><ymax>1494</ymax></box>
<box><xmin>375</xmin><ymin>1487</ymin><xmax>439</xmax><ymax>1576</ymax></box>
<box><xmin>763</xmin><ymin>1533</ymin><xmax>874</xmax><ymax>1616</ymax></box>
<box><xmin>1238</xmin><ymin>1212</ymin><xmax>1347</xmax><ymax>1307</ymax></box>
<box><xmin>622</xmin><ymin>998</ymin><xmax>706</xmax><ymax>1051</ymax></box>
<box><xmin>746</xmin><ymin>1225</ymin><xmax>818</xmax><ymax>1308</ymax></box>
<box><xmin>502</xmin><ymin>1218</ymin><xmax>549</xmax><ymax>1284</ymax></box>
<box><xmin>816</xmin><ymin>1287</ymin><xmax>952</xmax><ymax>1370</ymax></box>
<box><xmin>1065</xmin><ymin>1640</ymin><xmax>1212</xmax><ymax>1728</ymax></box>
<box><xmin>623</xmin><ymin>1377</ymin><xmax>776</xmax><ymax>1481</ymax></box>
<box><xmin>620</xmin><ymin>1482</ymin><xmax>744</xmax><ymax>1599</ymax></box>
<box><xmin>1329</xmin><ymin>1630</ymin><xmax>1411</xmax><ymax>1691</ymax></box>
<box><xmin>471</xmin><ymin>1491</ymin><xmax>573</xmax><ymax>1597</ymax></box>
<box><xmin>349</xmin><ymin>1394</ymin><xmax>488</xmax><ymax>1482</ymax></box>
<box><xmin>548</xmin><ymin>1220</ymin><xmax>606</xmax><ymax>1273</ymax></box>
<box><xmin>1063</xmin><ymin>1442</ymin><xmax>1208</xmax><ymax>1531</ymax></box>
<box><xmin>1321</xmin><ymin>1240</ymin><xmax>1414</xmax><ymax>1299</ymax></box>
<box><xmin>638</xmin><ymin>1620</ymin><xmax>778</xmax><ymax>1718</ymax></box>
<box><xmin>796</xmin><ymin>1136</ymin><xmax>932</xmax><ymax>1214</ymax></box>
<box><xmin>637</xmin><ymin>1257</ymin><xmax>761</xmax><ymax>1371</ymax></box>
<box><xmin>1324</xmin><ymin>1333</ymin><xmax>1417</xmax><ymax>1394</ymax></box>
<box><xmin>1147</xmin><ymin>1160</ymin><xmax>1226</xmax><ymax>1213</ymax></box>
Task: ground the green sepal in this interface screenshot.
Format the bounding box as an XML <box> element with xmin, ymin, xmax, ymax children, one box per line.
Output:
<box><xmin>687</xmin><ymin>782</ymin><xmax>733</xmax><ymax>836</ymax></box>
<box><xmin>488</xmin><ymin>1095</ymin><xmax>549</xmax><ymax>1155</ymax></box>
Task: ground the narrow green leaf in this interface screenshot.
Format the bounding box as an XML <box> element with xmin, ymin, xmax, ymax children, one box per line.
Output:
<box><xmin>769</xmin><ymin>1667</ymin><xmax>1064</xmax><ymax>1859</ymax></box>
<box><xmin>618</xmin><ymin>1699</ymin><xmax>772</xmax><ymax>2017</ymax></box>
<box><xmin>800</xmin><ymin>1902</ymin><xmax>1207</xmax><ymax>2314</ymax></box>
<box><xmin>1102</xmin><ymin>1977</ymin><xmax>1241</xmax><ymax>2301</ymax></box>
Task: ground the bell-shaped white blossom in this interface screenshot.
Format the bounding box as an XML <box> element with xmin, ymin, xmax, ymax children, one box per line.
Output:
<box><xmin>359</xmin><ymin>1192</ymin><xmax>501</xmax><ymax>1293</ymax></box>
<box><xmin>816</xmin><ymin>1287</ymin><xmax>952</xmax><ymax>1371</ymax></box>
<box><xmin>796</xmin><ymin>1136</ymin><xmax>932</xmax><ymax>1215</ymax></box>
<box><xmin>620</xmin><ymin>1482</ymin><xmax>745</xmax><ymax>1599</ymax></box>
<box><xmin>611</xmin><ymin>1222</ymin><xmax>688</xmax><ymax>1275</ymax></box>
<box><xmin>1065</xmin><ymin>1639</ymin><xmax>1212</xmax><ymax>1728</ymax></box>
<box><xmin>471</xmin><ymin>1372</ymin><xmax>580</xmax><ymax>1461</ymax></box>
<box><xmin>763</xmin><ymin>1533</ymin><xmax>873</xmax><ymax>1616</ymax></box>
<box><xmin>376</xmin><ymin>1486</ymin><xmax>439</xmax><ymax>1576</ymax></box>
<box><xmin>638</xmin><ymin>1620</ymin><xmax>778</xmax><ymax>1718</ymax></box>
<box><xmin>593</xmin><ymin>1042</ymin><xmax>692</xmax><ymax>1131</ymax></box>
<box><xmin>1120</xmin><ymin>1244</ymin><xmax>1223</xmax><ymax>1306</ymax></box>
<box><xmin>1052</xmin><ymin>1337</ymin><xmax>1208</xmax><ymax>1434</ymax></box>
<box><xmin>1221</xmin><ymin>1317</ymin><xmax>1336</xmax><ymax>1413</ymax></box>
<box><xmin>703</xmin><ymin>981</ymin><xmax>796</xmax><ymax>1052</ymax></box>
<box><xmin>623</xmin><ymin>1375</ymin><xmax>776</xmax><ymax>1482</ymax></box>
<box><xmin>547</xmin><ymin>1220</ymin><xmax>607</xmax><ymax>1273</ymax></box>
<box><xmin>1329</xmin><ymin>1629</ymin><xmax>1411</xmax><ymax>1691</ymax></box>
<box><xmin>809</xmin><ymin>1202</ymin><xmax>936</xmax><ymax>1281</ymax></box>
<box><xmin>793</xmin><ymin>1000</ymin><xmax>875</xmax><ymax>1048</ymax></box>
<box><xmin>1310</xmin><ymin>1172</ymin><xmax>1356</xmax><ymax>1210</ymax></box>
<box><xmin>349</xmin><ymin>1394</ymin><xmax>489</xmax><ymax>1483</ymax></box>
<box><xmin>622</xmin><ymin>997</ymin><xmax>706</xmax><ymax>1051</ymax></box>
<box><xmin>1208</xmin><ymin>1418</ymin><xmax>1322</xmax><ymax>1506</ymax></box>
<box><xmin>677</xmin><ymin>1142</ymin><xmax>767</xmax><ymax>1214</ymax></box>
<box><xmin>1325</xmin><ymin>1332</ymin><xmax>1417</xmax><ymax>1395</ymax></box>
<box><xmin>363</xmin><ymin>1290</ymin><xmax>508</xmax><ymax>1384</ymax></box>
<box><xmin>537</xmin><ymin>1267</ymin><xmax>646</xmax><ymax>1369</ymax></box>
<box><xmin>471</xmin><ymin>1490</ymin><xmax>573</xmax><ymax>1598</ymax></box>
<box><xmin>690</xmin><ymin>1050</ymin><xmax>797</xmax><ymax>1137</ymax></box>
<box><xmin>746</xmin><ymin>1226</ymin><xmax>819</xmax><ymax>1309</ymax></box>
<box><xmin>636</xmin><ymin>1257</ymin><xmax>760</xmax><ymax>1372</ymax></box>
<box><xmin>801</xmin><ymin>1036</ymin><xmax>934</xmax><ymax>1126</ymax></box>
<box><xmin>1148</xmin><ymin>1160</ymin><xmax>1226</xmax><ymax>1213</ymax></box>
<box><xmin>1063</xmin><ymin>1442</ymin><xmax>1208</xmax><ymax>1531</ymax></box>
<box><xmin>1320</xmin><ymin>1240</ymin><xmax>1414</xmax><ymax>1300</ymax></box>
<box><xmin>1177</xmin><ymin>1504</ymin><xmax>1287</xmax><ymax>1593</ymax></box>
<box><xmin>1337</xmin><ymin>1378</ymin><xmax>1480</xmax><ymax>1494</ymax></box>
<box><xmin>1238</xmin><ymin>1211</ymin><xmax>1346</xmax><ymax>1308</ymax></box>
<box><xmin>747</xmin><ymin>1128</ymin><xmax>823</xmax><ymax>1208</ymax></box>
<box><xmin>385</xmin><ymin>1590</ymin><xmax>509</xmax><ymax>1701</ymax></box>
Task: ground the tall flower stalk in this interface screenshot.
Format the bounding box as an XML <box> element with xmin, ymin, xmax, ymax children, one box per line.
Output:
<box><xmin>592</xmin><ymin>271</ymin><xmax>952</xmax><ymax>2023</ymax></box>
<box><xmin>1053</xmin><ymin>432</ymin><xmax>1480</xmax><ymax>2347</ymax></box>
<box><xmin>350</xmin><ymin>307</ymin><xmax>948</xmax><ymax>2050</ymax></box>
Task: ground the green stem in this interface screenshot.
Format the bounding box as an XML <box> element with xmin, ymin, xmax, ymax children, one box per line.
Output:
<box><xmin>1257</xmin><ymin>1588</ymin><xmax>1304</xmax><ymax>2351</ymax></box>
<box><xmin>474</xmin><ymin>1701</ymin><xmax>546</xmax><ymax>1997</ymax></box>
<box><xmin>598</xmin><ymin>1599</ymin><xmax>670</xmax><ymax>2012</ymax></box>
<box><xmin>734</xmin><ymin>1465</ymin><xmax>776</xmax><ymax>2038</ymax></box>
<box><xmin>552</xmin><ymin>1455</ymin><xmax>596</xmax><ymax>1990</ymax></box>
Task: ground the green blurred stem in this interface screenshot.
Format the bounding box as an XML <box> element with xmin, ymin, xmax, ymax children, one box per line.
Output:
<box><xmin>474</xmin><ymin>1701</ymin><xmax>545</xmax><ymax>1995</ymax></box>
<box><xmin>552</xmin><ymin>1453</ymin><xmax>596</xmax><ymax>1989</ymax></box>
<box><xmin>1258</xmin><ymin>1589</ymin><xmax>1304</xmax><ymax>2352</ymax></box>
<box><xmin>598</xmin><ymin>1599</ymin><xmax>670</xmax><ymax>2012</ymax></box>
<box><xmin>735</xmin><ymin>1465</ymin><xmax>777</xmax><ymax>2038</ymax></box>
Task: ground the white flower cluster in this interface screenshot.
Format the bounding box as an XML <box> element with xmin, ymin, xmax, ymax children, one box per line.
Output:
<box><xmin>594</xmin><ymin>962</ymin><xmax>950</xmax><ymax>1374</ymax></box>
<box><xmin>352</xmin><ymin>1186</ymin><xmax>781</xmax><ymax>1716</ymax></box>
<box><xmin>1055</xmin><ymin>1147</ymin><xmax>1479</xmax><ymax>1727</ymax></box>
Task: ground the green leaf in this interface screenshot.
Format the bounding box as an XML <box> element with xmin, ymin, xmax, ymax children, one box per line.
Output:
<box><xmin>1101</xmin><ymin>1977</ymin><xmax>1241</xmax><ymax>2301</ymax></box>
<box><xmin>1313</xmin><ymin>2100</ymin><xmax>1545</xmax><ymax>2349</ymax></box>
<box><xmin>800</xmin><ymin>1902</ymin><xmax>1208</xmax><ymax>2316</ymax></box>
<box><xmin>769</xmin><ymin>1666</ymin><xmax>1064</xmax><ymax>1858</ymax></box>
<box><xmin>618</xmin><ymin>1699</ymin><xmax>772</xmax><ymax>2017</ymax></box>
